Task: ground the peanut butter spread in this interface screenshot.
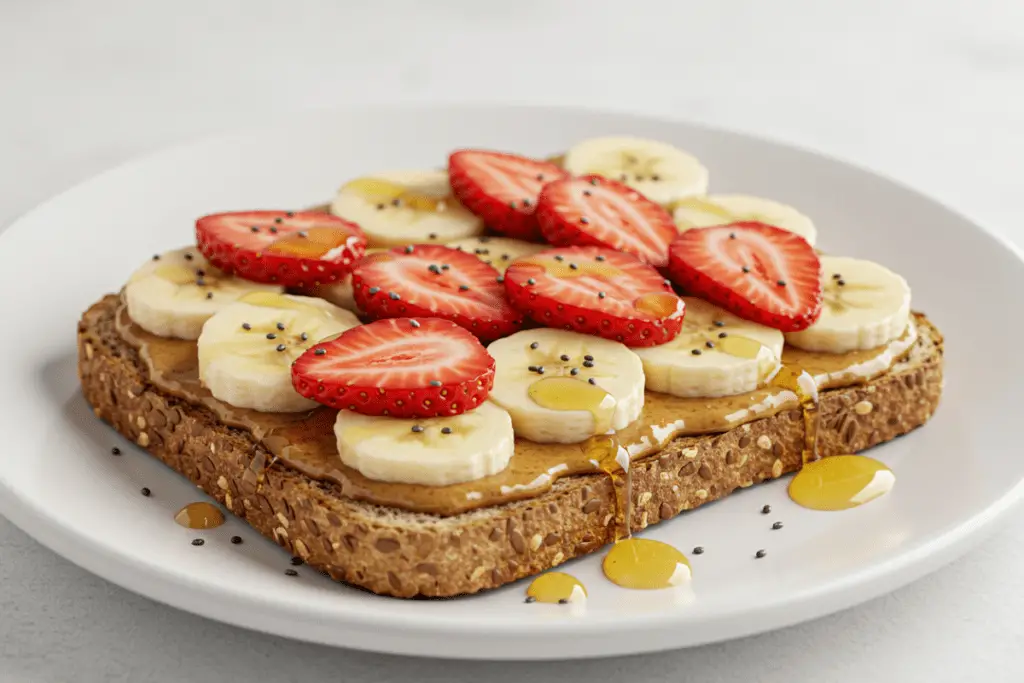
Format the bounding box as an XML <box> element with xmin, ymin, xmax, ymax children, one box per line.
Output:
<box><xmin>115</xmin><ymin>304</ymin><xmax>917</xmax><ymax>516</ymax></box>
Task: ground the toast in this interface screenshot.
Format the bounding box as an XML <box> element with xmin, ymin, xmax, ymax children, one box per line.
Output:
<box><xmin>77</xmin><ymin>293</ymin><xmax>944</xmax><ymax>598</ymax></box>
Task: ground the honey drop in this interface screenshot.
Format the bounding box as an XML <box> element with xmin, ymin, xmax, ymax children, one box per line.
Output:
<box><xmin>789</xmin><ymin>455</ymin><xmax>894</xmax><ymax>511</ymax></box>
<box><xmin>717</xmin><ymin>334</ymin><xmax>765</xmax><ymax>359</ymax></box>
<box><xmin>265</xmin><ymin>226</ymin><xmax>356</xmax><ymax>258</ymax></box>
<box><xmin>174</xmin><ymin>502</ymin><xmax>225</xmax><ymax>530</ymax></box>
<box><xmin>633</xmin><ymin>292</ymin><xmax>684</xmax><ymax>319</ymax></box>
<box><xmin>526</xmin><ymin>572</ymin><xmax>587</xmax><ymax>604</ymax></box>
<box><xmin>528</xmin><ymin>376</ymin><xmax>617</xmax><ymax>435</ymax></box>
<box><xmin>602</xmin><ymin>538</ymin><xmax>691</xmax><ymax>590</ymax></box>
<box><xmin>343</xmin><ymin>178</ymin><xmax>451</xmax><ymax>212</ymax></box>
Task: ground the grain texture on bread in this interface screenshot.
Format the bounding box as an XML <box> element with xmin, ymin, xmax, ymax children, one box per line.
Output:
<box><xmin>77</xmin><ymin>294</ymin><xmax>944</xmax><ymax>597</ymax></box>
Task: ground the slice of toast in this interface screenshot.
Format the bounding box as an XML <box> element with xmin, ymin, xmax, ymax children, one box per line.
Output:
<box><xmin>77</xmin><ymin>294</ymin><xmax>944</xmax><ymax>598</ymax></box>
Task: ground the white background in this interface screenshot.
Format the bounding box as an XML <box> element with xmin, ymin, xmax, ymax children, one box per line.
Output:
<box><xmin>2</xmin><ymin>1</ymin><xmax>1022</xmax><ymax>681</ymax></box>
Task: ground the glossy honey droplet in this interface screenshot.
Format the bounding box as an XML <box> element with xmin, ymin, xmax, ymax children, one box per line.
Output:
<box><xmin>602</xmin><ymin>538</ymin><xmax>691</xmax><ymax>590</ymax></box>
<box><xmin>717</xmin><ymin>335</ymin><xmax>765</xmax><ymax>359</ymax></box>
<box><xmin>633</xmin><ymin>292</ymin><xmax>685</xmax><ymax>319</ymax></box>
<box><xmin>264</xmin><ymin>226</ymin><xmax>356</xmax><ymax>258</ymax></box>
<box><xmin>528</xmin><ymin>376</ymin><xmax>618</xmax><ymax>435</ymax></box>
<box><xmin>154</xmin><ymin>264</ymin><xmax>210</xmax><ymax>285</ymax></box>
<box><xmin>517</xmin><ymin>256</ymin><xmax>623</xmax><ymax>279</ymax></box>
<box><xmin>526</xmin><ymin>572</ymin><xmax>587</xmax><ymax>604</ymax></box>
<box><xmin>174</xmin><ymin>502</ymin><xmax>225</xmax><ymax>530</ymax></box>
<box><xmin>343</xmin><ymin>178</ymin><xmax>451</xmax><ymax>212</ymax></box>
<box><xmin>789</xmin><ymin>455</ymin><xmax>895</xmax><ymax>511</ymax></box>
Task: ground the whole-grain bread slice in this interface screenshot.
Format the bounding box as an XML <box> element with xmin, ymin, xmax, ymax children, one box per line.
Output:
<box><xmin>77</xmin><ymin>294</ymin><xmax>944</xmax><ymax>598</ymax></box>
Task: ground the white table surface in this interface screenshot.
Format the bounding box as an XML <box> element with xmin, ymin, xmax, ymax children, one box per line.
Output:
<box><xmin>2</xmin><ymin>1</ymin><xmax>1023</xmax><ymax>680</ymax></box>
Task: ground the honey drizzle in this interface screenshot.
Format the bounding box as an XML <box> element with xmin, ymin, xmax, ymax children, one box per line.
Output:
<box><xmin>769</xmin><ymin>357</ymin><xmax>897</xmax><ymax>511</ymax></box>
<box><xmin>115</xmin><ymin>305</ymin><xmax>917</xmax><ymax>517</ymax></box>
<box><xmin>527</xmin><ymin>375</ymin><xmax>632</xmax><ymax>538</ymax></box>
<box><xmin>526</xmin><ymin>572</ymin><xmax>587</xmax><ymax>604</ymax></box>
<box><xmin>174</xmin><ymin>502</ymin><xmax>225</xmax><ymax>529</ymax></box>
<box><xmin>602</xmin><ymin>538</ymin><xmax>692</xmax><ymax>589</ymax></box>
<box><xmin>343</xmin><ymin>178</ymin><xmax>453</xmax><ymax>212</ymax></box>
<box><xmin>264</xmin><ymin>226</ymin><xmax>357</xmax><ymax>258</ymax></box>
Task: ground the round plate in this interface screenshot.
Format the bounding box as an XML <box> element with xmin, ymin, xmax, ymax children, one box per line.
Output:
<box><xmin>0</xmin><ymin>105</ymin><xmax>1019</xmax><ymax>660</ymax></box>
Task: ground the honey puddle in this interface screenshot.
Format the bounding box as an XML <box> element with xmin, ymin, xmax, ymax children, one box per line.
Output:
<box><xmin>174</xmin><ymin>502</ymin><xmax>225</xmax><ymax>529</ymax></box>
<box><xmin>603</xmin><ymin>538</ymin><xmax>692</xmax><ymax>589</ymax></box>
<box><xmin>116</xmin><ymin>304</ymin><xmax>916</xmax><ymax>517</ymax></box>
<box><xmin>770</xmin><ymin>360</ymin><xmax>897</xmax><ymax>511</ymax></box>
<box><xmin>789</xmin><ymin>455</ymin><xmax>894</xmax><ymax>510</ymax></box>
<box><xmin>526</xmin><ymin>572</ymin><xmax>587</xmax><ymax>604</ymax></box>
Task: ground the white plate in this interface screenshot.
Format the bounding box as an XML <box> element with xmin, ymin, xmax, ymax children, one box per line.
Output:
<box><xmin>0</xmin><ymin>105</ymin><xmax>1019</xmax><ymax>660</ymax></box>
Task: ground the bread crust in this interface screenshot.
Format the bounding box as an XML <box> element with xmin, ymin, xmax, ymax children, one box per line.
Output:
<box><xmin>77</xmin><ymin>294</ymin><xmax>944</xmax><ymax>598</ymax></box>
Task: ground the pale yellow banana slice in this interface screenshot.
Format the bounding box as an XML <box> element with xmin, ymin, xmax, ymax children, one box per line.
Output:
<box><xmin>446</xmin><ymin>236</ymin><xmax>546</xmax><ymax>274</ymax></box>
<box><xmin>330</xmin><ymin>170</ymin><xmax>484</xmax><ymax>248</ymax></box>
<box><xmin>197</xmin><ymin>293</ymin><xmax>360</xmax><ymax>412</ymax></box>
<box><xmin>672</xmin><ymin>194</ymin><xmax>817</xmax><ymax>245</ymax></box>
<box><xmin>333</xmin><ymin>402</ymin><xmax>515</xmax><ymax>485</ymax></box>
<box><xmin>634</xmin><ymin>298</ymin><xmax>783</xmax><ymax>398</ymax></box>
<box><xmin>562</xmin><ymin>136</ymin><xmax>708</xmax><ymax>206</ymax></box>
<box><xmin>486</xmin><ymin>328</ymin><xmax>644</xmax><ymax>444</ymax></box>
<box><xmin>124</xmin><ymin>247</ymin><xmax>282</xmax><ymax>340</ymax></box>
<box><xmin>785</xmin><ymin>256</ymin><xmax>911</xmax><ymax>353</ymax></box>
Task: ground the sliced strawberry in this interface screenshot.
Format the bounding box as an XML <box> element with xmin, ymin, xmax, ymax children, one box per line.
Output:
<box><xmin>536</xmin><ymin>175</ymin><xmax>678</xmax><ymax>267</ymax></box>
<box><xmin>196</xmin><ymin>211</ymin><xmax>366</xmax><ymax>288</ymax></box>
<box><xmin>291</xmin><ymin>318</ymin><xmax>494</xmax><ymax>418</ymax></box>
<box><xmin>448</xmin><ymin>150</ymin><xmax>568</xmax><ymax>241</ymax></box>
<box><xmin>351</xmin><ymin>244</ymin><xmax>522</xmax><ymax>342</ymax></box>
<box><xmin>503</xmin><ymin>247</ymin><xmax>685</xmax><ymax>347</ymax></box>
<box><xmin>667</xmin><ymin>222</ymin><xmax>823</xmax><ymax>332</ymax></box>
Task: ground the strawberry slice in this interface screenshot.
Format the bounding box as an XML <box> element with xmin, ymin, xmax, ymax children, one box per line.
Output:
<box><xmin>196</xmin><ymin>211</ymin><xmax>366</xmax><ymax>288</ymax></box>
<box><xmin>351</xmin><ymin>244</ymin><xmax>523</xmax><ymax>342</ymax></box>
<box><xmin>448</xmin><ymin>150</ymin><xmax>568</xmax><ymax>241</ymax></box>
<box><xmin>291</xmin><ymin>318</ymin><xmax>495</xmax><ymax>418</ymax></box>
<box><xmin>536</xmin><ymin>175</ymin><xmax>678</xmax><ymax>267</ymax></box>
<box><xmin>503</xmin><ymin>247</ymin><xmax>685</xmax><ymax>347</ymax></box>
<box><xmin>667</xmin><ymin>222</ymin><xmax>823</xmax><ymax>332</ymax></box>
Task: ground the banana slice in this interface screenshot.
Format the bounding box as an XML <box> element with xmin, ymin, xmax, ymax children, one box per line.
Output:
<box><xmin>330</xmin><ymin>170</ymin><xmax>485</xmax><ymax>248</ymax></box>
<box><xmin>333</xmin><ymin>402</ymin><xmax>515</xmax><ymax>485</ymax></box>
<box><xmin>562</xmin><ymin>136</ymin><xmax>708</xmax><ymax>206</ymax></box>
<box><xmin>198</xmin><ymin>292</ymin><xmax>360</xmax><ymax>412</ymax></box>
<box><xmin>446</xmin><ymin>236</ymin><xmax>546</xmax><ymax>274</ymax></box>
<box><xmin>307</xmin><ymin>247</ymin><xmax>387</xmax><ymax>313</ymax></box>
<box><xmin>785</xmin><ymin>256</ymin><xmax>911</xmax><ymax>353</ymax></box>
<box><xmin>487</xmin><ymin>328</ymin><xmax>644</xmax><ymax>444</ymax></box>
<box><xmin>672</xmin><ymin>194</ymin><xmax>817</xmax><ymax>245</ymax></box>
<box><xmin>634</xmin><ymin>298</ymin><xmax>783</xmax><ymax>398</ymax></box>
<box><xmin>125</xmin><ymin>247</ymin><xmax>282</xmax><ymax>340</ymax></box>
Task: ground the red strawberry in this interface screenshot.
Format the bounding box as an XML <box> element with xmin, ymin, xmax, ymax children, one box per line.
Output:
<box><xmin>291</xmin><ymin>318</ymin><xmax>494</xmax><ymax>418</ymax></box>
<box><xmin>351</xmin><ymin>244</ymin><xmax>522</xmax><ymax>342</ymax></box>
<box><xmin>196</xmin><ymin>211</ymin><xmax>366</xmax><ymax>288</ymax></box>
<box><xmin>503</xmin><ymin>247</ymin><xmax>685</xmax><ymax>347</ymax></box>
<box><xmin>536</xmin><ymin>175</ymin><xmax>678</xmax><ymax>267</ymax></box>
<box><xmin>667</xmin><ymin>222</ymin><xmax>823</xmax><ymax>332</ymax></box>
<box><xmin>448</xmin><ymin>150</ymin><xmax>568</xmax><ymax>241</ymax></box>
